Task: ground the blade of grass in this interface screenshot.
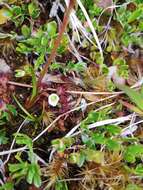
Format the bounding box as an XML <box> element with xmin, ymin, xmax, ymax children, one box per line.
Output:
<box><xmin>30</xmin><ymin>66</ymin><xmax>38</xmax><ymax>101</ymax></box>
<box><xmin>117</xmin><ymin>85</ymin><xmax>143</xmax><ymax>111</ymax></box>
<box><xmin>13</xmin><ymin>95</ymin><xmax>35</xmax><ymax>121</ymax></box>
<box><xmin>76</xmin><ymin>0</ymin><xmax>103</xmax><ymax>63</ymax></box>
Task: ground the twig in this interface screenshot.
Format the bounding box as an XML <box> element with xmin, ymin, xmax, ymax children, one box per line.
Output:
<box><xmin>0</xmin><ymin>147</ymin><xmax>27</xmax><ymax>156</ymax></box>
<box><xmin>70</xmin><ymin>114</ymin><xmax>133</xmax><ymax>137</ymax></box>
<box><xmin>65</xmin><ymin>102</ymin><xmax>115</xmax><ymax>137</ymax></box>
<box><xmin>8</xmin><ymin>81</ymin><xmax>32</xmax><ymax>88</ymax></box>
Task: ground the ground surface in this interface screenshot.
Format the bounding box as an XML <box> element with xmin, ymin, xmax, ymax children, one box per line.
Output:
<box><xmin>0</xmin><ymin>0</ymin><xmax>143</xmax><ymax>190</ymax></box>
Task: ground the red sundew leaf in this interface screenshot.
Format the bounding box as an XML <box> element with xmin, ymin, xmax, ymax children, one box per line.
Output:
<box><xmin>57</xmin><ymin>86</ymin><xmax>67</xmax><ymax>96</ymax></box>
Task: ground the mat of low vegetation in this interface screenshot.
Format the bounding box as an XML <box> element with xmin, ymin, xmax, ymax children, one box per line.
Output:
<box><xmin>0</xmin><ymin>0</ymin><xmax>143</xmax><ymax>190</ymax></box>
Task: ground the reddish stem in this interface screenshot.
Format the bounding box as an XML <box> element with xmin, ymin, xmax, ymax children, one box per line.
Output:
<box><xmin>38</xmin><ymin>0</ymin><xmax>76</xmax><ymax>85</ymax></box>
<box><xmin>27</xmin><ymin>0</ymin><xmax>76</xmax><ymax>108</ymax></box>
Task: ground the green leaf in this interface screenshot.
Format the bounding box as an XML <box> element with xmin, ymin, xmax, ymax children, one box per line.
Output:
<box><xmin>105</xmin><ymin>125</ymin><xmax>121</xmax><ymax>135</ymax></box>
<box><xmin>124</xmin><ymin>144</ymin><xmax>143</xmax><ymax>163</ymax></box>
<box><xmin>14</xmin><ymin>133</ymin><xmax>33</xmax><ymax>151</ymax></box>
<box><xmin>9</xmin><ymin>162</ymin><xmax>28</xmax><ymax>173</ymax></box>
<box><xmin>41</xmin><ymin>35</ymin><xmax>49</xmax><ymax>46</ymax></box>
<box><xmin>125</xmin><ymin>184</ymin><xmax>142</xmax><ymax>190</ymax></box>
<box><xmin>34</xmin><ymin>54</ymin><xmax>44</xmax><ymax>70</ymax></box>
<box><xmin>12</xmin><ymin>6</ymin><xmax>21</xmax><ymax>16</ymax></box>
<box><xmin>12</xmin><ymin>168</ymin><xmax>28</xmax><ymax>179</ymax></box>
<box><xmin>45</xmin><ymin>21</ymin><xmax>57</xmax><ymax>38</ymax></box>
<box><xmin>50</xmin><ymin>62</ymin><xmax>63</xmax><ymax>71</ymax></box>
<box><xmin>126</xmin><ymin>144</ymin><xmax>143</xmax><ymax>155</ymax></box>
<box><xmin>106</xmin><ymin>139</ymin><xmax>121</xmax><ymax>151</ymax></box>
<box><xmin>55</xmin><ymin>181</ymin><xmax>68</xmax><ymax>190</ymax></box>
<box><xmin>138</xmin><ymin>21</ymin><xmax>143</xmax><ymax>31</ymax></box>
<box><xmin>124</xmin><ymin>152</ymin><xmax>136</xmax><ymax>163</ymax></box>
<box><xmin>84</xmin><ymin>149</ymin><xmax>104</xmax><ymax>163</ymax></box>
<box><xmin>21</xmin><ymin>25</ymin><xmax>31</xmax><ymax>38</ymax></box>
<box><xmin>135</xmin><ymin>164</ymin><xmax>143</xmax><ymax>175</ymax></box>
<box><xmin>0</xmin><ymin>182</ymin><xmax>14</xmax><ymax>190</ymax></box>
<box><xmin>52</xmin><ymin>139</ymin><xmax>66</xmax><ymax>152</ymax></box>
<box><xmin>116</xmin><ymin>85</ymin><xmax>143</xmax><ymax>111</ymax></box>
<box><xmin>27</xmin><ymin>164</ymin><xmax>35</xmax><ymax>184</ymax></box>
<box><xmin>28</xmin><ymin>2</ymin><xmax>40</xmax><ymax>19</ymax></box>
<box><xmin>128</xmin><ymin>8</ymin><xmax>142</xmax><ymax>23</ymax></box>
<box><xmin>33</xmin><ymin>164</ymin><xmax>41</xmax><ymax>187</ymax></box>
<box><xmin>7</xmin><ymin>104</ymin><xmax>17</xmax><ymax>116</ymax></box>
<box><xmin>52</xmin><ymin>137</ymin><xmax>74</xmax><ymax>152</ymax></box>
<box><xmin>0</xmin><ymin>129</ymin><xmax>8</xmax><ymax>145</ymax></box>
<box><xmin>92</xmin><ymin>133</ymin><xmax>106</xmax><ymax>144</ymax></box>
<box><xmin>113</xmin><ymin>58</ymin><xmax>128</xmax><ymax>78</ymax></box>
<box><xmin>77</xmin><ymin>152</ymin><xmax>86</xmax><ymax>167</ymax></box>
<box><xmin>57</xmin><ymin>34</ymin><xmax>69</xmax><ymax>54</ymax></box>
<box><xmin>140</xmin><ymin>85</ymin><xmax>143</xmax><ymax>97</ymax></box>
<box><xmin>29</xmin><ymin>66</ymin><xmax>38</xmax><ymax>100</ymax></box>
<box><xmin>15</xmin><ymin>69</ymin><xmax>25</xmax><ymax>77</ymax></box>
<box><xmin>135</xmin><ymin>0</ymin><xmax>143</xmax><ymax>4</ymax></box>
<box><xmin>87</xmin><ymin>112</ymin><xmax>99</xmax><ymax>123</ymax></box>
<box><xmin>69</xmin><ymin>152</ymin><xmax>80</xmax><ymax>164</ymax></box>
<box><xmin>69</xmin><ymin>152</ymin><xmax>85</xmax><ymax>167</ymax></box>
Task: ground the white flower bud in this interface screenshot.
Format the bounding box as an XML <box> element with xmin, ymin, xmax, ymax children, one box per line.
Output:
<box><xmin>48</xmin><ymin>93</ymin><xmax>60</xmax><ymax>107</ymax></box>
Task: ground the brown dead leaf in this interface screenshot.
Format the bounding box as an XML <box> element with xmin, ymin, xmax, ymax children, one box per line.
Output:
<box><xmin>83</xmin><ymin>93</ymin><xmax>99</xmax><ymax>102</ymax></box>
<box><xmin>41</xmin><ymin>74</ymin><xmax>65</xmax><ymax>84</ymax></box>
<box><xmin>57</xmin><ymin>119</ymin><xmax>66</xmax><ymax>131</ymax></box>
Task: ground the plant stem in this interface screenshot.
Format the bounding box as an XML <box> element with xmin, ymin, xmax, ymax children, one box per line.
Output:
<box><xmin>27</xmin><ymin>0</ymin><xmax>76</xmax><ymax>108</ymax></box>
<box><xmin>38</xmin><ymin>0</ymin><xmax>76</xmax><ymax>84</ymax></box>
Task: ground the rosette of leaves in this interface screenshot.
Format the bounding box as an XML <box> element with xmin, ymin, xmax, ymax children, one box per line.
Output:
<box><xmin>7</xmin><ymin>1</ymin><xmax>40</xmax><ymax>26</ymax></box>
<box><xmin>16</xmin><ymin>21</ymin><xmax>69</xmax><ymax>71</ymax></box>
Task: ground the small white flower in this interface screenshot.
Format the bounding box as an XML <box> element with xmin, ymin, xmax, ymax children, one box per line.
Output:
<box><xmin>48</xmin><ymin>93</ymin><xmax>60</xmax><ymax>107</ymax></box>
